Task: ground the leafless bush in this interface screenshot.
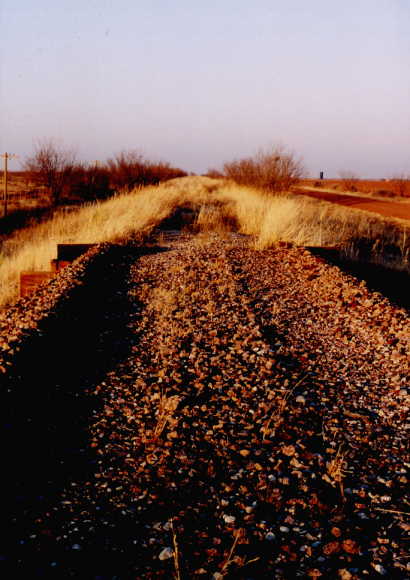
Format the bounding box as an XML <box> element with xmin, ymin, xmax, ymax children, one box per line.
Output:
<box><xmin>205</xmin><ymin>168</ymin><xmax>224</xmax><ymax>179</ymax></box>
<box><xmin>68</xmin><ymin>163</ymin><xmax>113</xmax><ymax>202</ymax></box>
<box><xmin>338</xmin><ymin>170</ymin><xmax>359</xmax><ymax>192</ymax></box>
<box><xmin>106</xmin><ymin>150</ymin><xmax>186</xmax><ymax>190</ymax></box>
<box><xmin>390</xmin><ymin>175</ymin><xmax>410</xmax><ymax>197</ymax></box>
<box><xmin>223</xmin><ymin>145</ymin><xmax>304</xmax><ymax>192</ymax></box>
<box><xmin>24</xmin><ymin>139</ymin><xmax>77</xmax><ymax>205</ymax></box>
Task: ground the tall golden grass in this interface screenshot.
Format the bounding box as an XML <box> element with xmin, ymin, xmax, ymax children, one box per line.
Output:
<box><xmin>0</xmin><ymin>177</ymin><xmax>217</xmax><ymax>307</ymax></box>
<box><xmin>1</xmin><ymin>176</ymin><xmax>409</xmax><ymax>308</ymax></box>
<box><xmin>219</xmin><ymin>184</ymin><xmax>410</xmax><ymax>256</ymax></box>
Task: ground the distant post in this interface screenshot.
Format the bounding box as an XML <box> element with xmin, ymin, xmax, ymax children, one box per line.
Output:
<box><xmin>1</xmin><ymin>152</ymin><xmax>18</xmax><ymax>218</ymax></box>
<box><xmin>319</xmin><ymin>171</ymin><xmax>324</xmax><ymax>180</ymax></box>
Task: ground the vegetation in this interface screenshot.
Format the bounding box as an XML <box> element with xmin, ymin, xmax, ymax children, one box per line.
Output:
<box><xmin>302</xmin><ymin>176</ymin><xmax>410</xmax><ymax>198</ymax></box>
<box><xmin>338</xmin><ymin>170</ymin><xmax>359</xmax><ymax>192</ymax></box>
<box><xmin>1</xmin><ymin>176</ymin><xmax>409</xmax><ymax>309</ymax></box>
<box><xmin>107</xmin><ymin>150</ymin><xmax>187</xmax><ymax>191</ymax></box>
<box><xmin>390</xmin><ymin>175</ymin><xmax>410</xmax><ymax>197</ymax></box>
<box><xmin>21</xmin><ymin>140</ymin><xmax>187</xmax><ymax>207</ymax></box>
<box><xmin>24</xmin><ymin>139</ymin><xmax>77</xmax><ymax>205</ymax></box>
<box><xmin>223</xmin><ymin>145</ymin><xmax>304</xmax><ymax>192</ymax></box>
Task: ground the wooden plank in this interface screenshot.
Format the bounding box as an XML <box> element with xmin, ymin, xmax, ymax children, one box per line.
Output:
<box><xmin>20</xmin><ymin>272</ymin><xmax>54</xmax><ymax>298</ymax></box>
<box><xmin>57</xmin><ymin>243</ymin><xmax>95</xmax><ymax>261</ymax></box>
<box><xmin>50</xmin><ymin>259</ymin><xmax>71</xmax><ymax>272</ymax></box>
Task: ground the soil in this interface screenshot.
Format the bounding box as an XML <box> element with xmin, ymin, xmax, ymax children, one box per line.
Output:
<box><xmin>293</xmin><ymin>187</ymin><xmax>410</xmax><ymax>222</ymax></box>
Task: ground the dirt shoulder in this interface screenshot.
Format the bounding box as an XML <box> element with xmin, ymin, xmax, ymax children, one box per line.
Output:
<box><xmin>293</xmin><ymin>186</ymin><xmax>410</xmax><ymax>222</ymax></box>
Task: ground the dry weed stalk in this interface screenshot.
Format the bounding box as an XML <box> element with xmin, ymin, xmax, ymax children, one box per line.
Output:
<box><xmin>373</xmin><ymin>507</ymin><xmax>410</xmax><ymax>516</ymax></box>
<box><xmin>152</xmin><ymin>392</ymin><xmax>181</xmax><ymax>441</ymax></box>
<box><xmin>170</xmin><ymin>518</ymin><xmax>181</xmax><ymax>580</ymax></box>
<box><xmin>261</xmin><ymin>373</ymin><xmax>308</xmax><ymax>441</ymax></box>
<box><xmin>325</xmin><ymin>444</ymin><xmax>346</xmax><ymax>499</ymax></box>
<box><xmin>218</xmin><ymin>529</ymin><xmax>259</xmax><ymax>577</ymax></box>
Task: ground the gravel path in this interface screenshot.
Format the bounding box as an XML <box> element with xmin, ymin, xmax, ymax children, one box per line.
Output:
<box><xmin>1</xmin><ymin>233</ymin><xmax>408</xmax><ymax>578</ymax></box>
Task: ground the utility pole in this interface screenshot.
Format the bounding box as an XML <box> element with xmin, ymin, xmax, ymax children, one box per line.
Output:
<box><xmin>1</xmin><ymin>152</ymin><xmax>18</xmax><ymax>218</ymax></box>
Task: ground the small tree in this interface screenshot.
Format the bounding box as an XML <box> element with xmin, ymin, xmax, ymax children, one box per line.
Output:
<box><xmin>24</xmin><ymin>139</ymin><xmax>76</xmax><ymax>205</ymax></box>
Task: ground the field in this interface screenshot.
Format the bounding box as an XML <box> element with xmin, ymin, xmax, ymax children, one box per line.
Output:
<box><xmin>299</xmin><ymin>179</ymin><xmax>410</xmax><ymax>198</ymax></box>
<box><xmin>0</xmin><ymin>177</ymin><xmax>409</xmax><ymax>577</ymax></box>
<box><xmin>1</xmin><ymin>172</ymin><xmax>49</xmax><ymax>213</ymax></box>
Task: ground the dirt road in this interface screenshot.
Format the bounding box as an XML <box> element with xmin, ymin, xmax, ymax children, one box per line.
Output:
<box><xmin>293</xmin><ymin>186</ymin><xmax>410</xmax><ymax>222</ymax></box>
<box><xmin>1</xmin><ymin>234</ymin><xmax>408</xmax><ymax>578</ymax></box>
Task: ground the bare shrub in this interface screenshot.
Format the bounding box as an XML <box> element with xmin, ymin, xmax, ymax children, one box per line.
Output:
<box><xmin>338</xmin><ymin>170</ymin><xmax>359</xmax><ymax>192</ymax></box>
<box><xmin>24</xmin><ymin>139</ymin><xmax>77</xmax><ymax>205</ymax></box>
<box><xmin>223</xmin><ymin>145</ymin><xmax>304</xmax><ymax>192</ymax></box>
<box><xmin>106</xmin><ymin>150</ymin><xmax>186</xmax><ymax>190</ymax></box>
<box><xmin>205</xmin><ymin>168</ymin><xmax>224</xmax><ymax>179</ymax></box>
<box><xmin>68</xmin><ymin>163</ymin><xmax>113</xmax><ymax>202</ymax></box>
<box><xmin>390</xmin><ymin>176</ymin><xmax>410</xmax><ymax>197</ymax></box>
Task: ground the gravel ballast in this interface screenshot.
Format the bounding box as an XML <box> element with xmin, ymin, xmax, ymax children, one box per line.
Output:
<box><xmin>1</xmin><ymin>233</ymin><xmax>408</xmax><ymax>578</ymax></box>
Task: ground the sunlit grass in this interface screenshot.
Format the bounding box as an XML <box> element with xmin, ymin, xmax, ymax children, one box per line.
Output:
<box><xmin>0</xmin><ymin>177</ymin><xmax>218</xmax><ymax>306</ymax></box>
<box><xmin>1</xmin><ymin>176</ymin><xmax>409</xmax><ymax>308</ymax></box>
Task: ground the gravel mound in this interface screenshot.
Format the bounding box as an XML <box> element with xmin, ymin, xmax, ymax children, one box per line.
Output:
<box><xmin>1</xmin><ymin>234</ymin><xmax>408</xmax><ymax>578</ymax></box>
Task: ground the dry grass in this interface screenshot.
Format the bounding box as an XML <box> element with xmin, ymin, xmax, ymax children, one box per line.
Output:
<box><xmin>1</xmin><ymin>173</ymin><xmax>50</xmax><ymax>214</ymax></box>
<box><xmin>0</xmin><ymin>177</ymin><xmax>219</xmax><ymax>307</ymax></box>
<box><xmin>1</xmin><ymin>175</ymin><xmax>409</xmax><ymax>308</ymax></box>
<box><xmin>219</xmin><ymin>184</ymin><xmax>410</xmax><ymax>262</ymax></box>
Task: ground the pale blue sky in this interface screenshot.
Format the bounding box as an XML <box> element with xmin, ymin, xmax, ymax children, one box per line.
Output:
<box><xmin>1</xmin><ymin>0</ymin><xmax>409</xmax><ymax>177</ymax></box>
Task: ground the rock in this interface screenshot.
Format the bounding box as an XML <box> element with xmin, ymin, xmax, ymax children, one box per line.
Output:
<box><xmin>158</xmin><ymin>547</ymin><xmax>173</xmax><ymax>560</ymax></box>
<box><xmin>337</xmin><ymin>570</ymin><xmax>352</xmax><ymax>580</ymax></box>
<box><xmin>279</xmin><ymin>526</ymin><xmax>290</xmax><ymax>533</ymax></box>
<box><xmin>372</xmin><ymin>563</ymin><xmax>387</xmax><ymax>575</ymax></box>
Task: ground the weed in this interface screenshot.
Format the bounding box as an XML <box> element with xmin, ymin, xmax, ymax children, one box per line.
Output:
<box><xmin>152</xmin><ymin>392</ymin><xmax>181</xmax><ymax>441</ymax></box>
<box><xmin>217</xmin><ymin>529</ymin><xmax>260</xmax><ymax>577</ymax></box>
<box><xmin>170</xmin><ymin>518</ymin><xmax>181</xmax><ymax>580</ymax></box>
<box><xmin>261</xmin><ymin>373</ymin><xmax>308</xmax><ymax>441</ymax></box>
<box><xmin>324</xmin><ymin>444</ymin><xmax>346</xmax><ymax>499</ymax></box>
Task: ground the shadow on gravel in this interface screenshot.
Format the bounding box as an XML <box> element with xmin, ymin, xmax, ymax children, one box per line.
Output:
<box><xmin>0</xmin><ymin>244</ymin><xmax>168</xmax><ymax>571</ymax></box>
<box><xmin>309</xmin><ymin>247</ymin><xmax>410</xmax><ymax>311</ymax></box>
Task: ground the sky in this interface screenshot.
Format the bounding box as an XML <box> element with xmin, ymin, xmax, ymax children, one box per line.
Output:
<box><xmin>1</xmin><ymin>0</ymin><xmax>409</xmax><ymax>177</ymax></box>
